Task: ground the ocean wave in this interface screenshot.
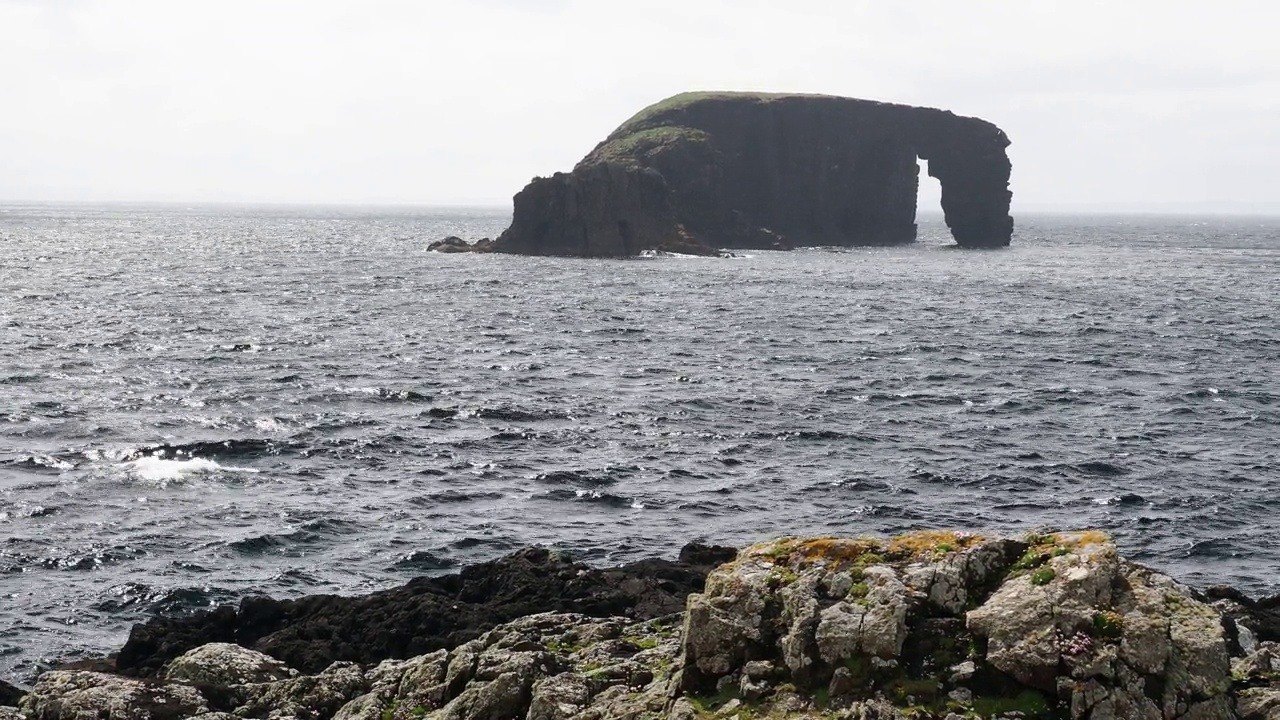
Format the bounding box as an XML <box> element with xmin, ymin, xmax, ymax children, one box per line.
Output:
<box><xmin>5</xmin><ymin>454</ymin><xmax>76</xmax><ymax>472</ymax></box>
<box><xmin>746</xmin><ymin>429</ymin><xmax>883</xmax><ymax>443</ymax></box>
<box><xmin>340</xmin><ymin>386</ymin><xmax>433</xmax><ymax>402</ymax></box>
<box><xmin>408</xmin><ymin>490</ymin><xmax>505</xmax><ymax>505</ymax></box>
<box><xmin>37</xmin><ymin>545</ymin><xmax>147</xmax><ymax>571</ymax></box>
<box><xmin>472</xmin><ymin>405</ymin><xmax>570</xmax><ymax>422</ymax></box>
<box><xmin>1093</xmin><ymin>493</ymin><xmax>1147</xmax><ymax>506</ymax></box>
<box><xmin>391</xmin><ymin>550</ymin><xmax>458</xmax><ymax>571</ymax></box>
<box><xmin>91</xmin><ymin>582</ymin><xmax>232</xmax><ymax>615</ymax></box>
<box><xmin>540</xmin><ymin>488</ymin><xmax>644</xmax><ymax>508</ymax></box>
<box><xmin>121</xmin><ymin>438</ymin><xmax>286</xmax><ymax>461</ymax></box>
<box><xmin>0</xmin><ymin>374</ymin><xmax>42</xmax><ymax>385</ymax></box>
<box><xmin>122</xmin><ymin>456</ymin><xmax>260</xmax><ymax>483</ymax></box>
<box><xmin>1072</xmin><ymin>461</ymin><xmax>1130</xmax><ymax>476</ymax></box>
<box><xmin>533</xmin><ymin>468</ymin><xmax>629</xmax><ymax>486</ymax></box>
<box><xmin>228</xmin><ymin>531</ymin><xmax>316</xmax><ymax>555</ymax></box>
<box><xmin>448</xmin><ymin>536</ymin><xmax>517</xmax><ymax>551</ymax></box>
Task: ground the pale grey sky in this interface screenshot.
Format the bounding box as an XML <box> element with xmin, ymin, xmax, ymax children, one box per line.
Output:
<box><xmin>3</xmin><ymin>1</ymin><xmax>1278</xmax><ymax>212</ymax></box>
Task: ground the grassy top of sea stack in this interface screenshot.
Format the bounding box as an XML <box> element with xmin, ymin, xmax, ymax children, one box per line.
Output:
<box><xmin>611</xmin><ymin>91</ymin><xmax>822</xmax><ymax>133</ymax></box>
<box><xmin>582</xmin><ymin>91</ymin><xmax>867</xmax><ymax>169</ymax></box>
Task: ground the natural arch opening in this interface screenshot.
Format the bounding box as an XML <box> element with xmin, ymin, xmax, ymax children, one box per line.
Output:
<box><xmin>916</xmin><ymin>158</ymin><xmax>944</xmax><ymax>241</ymax></box>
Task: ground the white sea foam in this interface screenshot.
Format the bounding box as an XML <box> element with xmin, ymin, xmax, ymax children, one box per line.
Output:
<box><xmin>124</xmin><ymin>456</ymin><xmax>259</xmax><ymax>483</ymax></box>
<box><xmin>254</xmin><ymin>416</ymin><xmax>287</xmax><ymax>432</ymax></box>
<box><xmin>636</xmin><ymin>249</ymin><xmax>711</xmax><ymax>259</ymax></box>
<box><xmin>27</xmin><ymin>454</ymin><xmax>74</xmax><ymax>470</ymax></box>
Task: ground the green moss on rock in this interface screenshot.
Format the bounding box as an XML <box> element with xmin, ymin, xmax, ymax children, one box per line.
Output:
<box><xmin>610</xmin><ymin>91</ymin><xmax>823</xmax><ymax>136</ymax></box>
<box><xmin>592</xmin><ymin>125</ymin><xmax>712</xmax><ymax>167</ymax></box>
<box><xmin>1029</xmin><ymin>567</ymin><xmax>1056</xmax><ymax>586</ymax></box>
<box><xmin>968</xmin><ymin>689</ymin><xmax>1052</xmax><ymax>718</ymax></box>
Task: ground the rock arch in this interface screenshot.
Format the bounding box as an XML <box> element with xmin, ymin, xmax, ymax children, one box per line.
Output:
<box><xmin>496</xmin><ymin>92</ymin><xmax>1013</xmax><ymax>256</ymax></box>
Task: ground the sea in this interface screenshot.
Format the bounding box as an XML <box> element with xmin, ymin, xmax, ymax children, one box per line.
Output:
<box><xmin>1</xmin><ymin>202</ymin><xmax>1277</xmax><ymax>682</ymax></box>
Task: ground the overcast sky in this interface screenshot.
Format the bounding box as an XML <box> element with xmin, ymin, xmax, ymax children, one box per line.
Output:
<box><xmin>3</xmin><ymin>1</ymin><xmax>1278</xmax><ymax>212</ymax></box>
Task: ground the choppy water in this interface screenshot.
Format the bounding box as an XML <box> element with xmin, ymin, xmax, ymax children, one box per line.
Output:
<box><xmin>1</xmin><ymin>202</ymin><xmax>1277</xmax><ymax>680</ymax></box>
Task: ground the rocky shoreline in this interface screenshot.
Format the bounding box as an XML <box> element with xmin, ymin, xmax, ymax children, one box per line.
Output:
<box><xmin>7</xmin><ymin>532</ymin><xmax>1280</xmax><ymax>719</ymax></box>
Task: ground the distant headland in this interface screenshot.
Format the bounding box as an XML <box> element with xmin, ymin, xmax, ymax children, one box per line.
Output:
<box><xmin>492</xmin><ymin>92</ymin><xmax>1014</xmax><ymax>257</ymax></box>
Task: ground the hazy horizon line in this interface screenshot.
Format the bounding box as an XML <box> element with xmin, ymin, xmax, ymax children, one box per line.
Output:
<box><xmin>3</xmin><ymin>198</ymin><xmax>1278</xmax><ymax>219</ymax></box>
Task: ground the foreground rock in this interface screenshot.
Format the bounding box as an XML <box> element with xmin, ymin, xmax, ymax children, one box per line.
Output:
<box><xmin>19</xmin><ymin>671</ymin><xmax>209</xmax><ymax>719</ymax></box>
<box><xmin>115</xmin><ymin>543</ymin><xmax>735</xmax><ymax>677</ymax></box>
<box><xmin>9</xmin><ymin>532</ymin><xmax>1280</xmax><ymax>719</ymax></box>
<box><xmin>16</xmin><ymin>613</ymin><xmax>679</xmax><ymax>720</ymax></box>
<box><xmin>0</xmin><ymin>680</ymin><xmax>23</xmax><ymax>708</ymax></box>
<box><xmin>496</xmin><ymin>92</ymin><xmax>1014</xmax><ymax>257</ymax></box>
<box><xmin>680</xmin><ymin>531</ymin><xmax>1245</xmax><ymax>718</ymax></box>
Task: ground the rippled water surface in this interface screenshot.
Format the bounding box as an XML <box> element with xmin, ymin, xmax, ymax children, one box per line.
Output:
<box><xmin>1</xmin><ymin>202</ymin><xmax>1277</xmax><ymax>679</ymax></box>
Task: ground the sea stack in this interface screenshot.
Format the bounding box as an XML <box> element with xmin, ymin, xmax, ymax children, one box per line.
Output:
<box><xmin>495</xmin><ymin>92</ymin><xmax>1014</xmax><ymax>256</ymax></box>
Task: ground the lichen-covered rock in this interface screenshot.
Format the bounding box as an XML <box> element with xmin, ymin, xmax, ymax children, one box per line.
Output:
<box><xmin>680</xmin><ymin>558</ymin><xmax>771</xmax><ymax>679</ymax></box>
<box><xmin>231</xmin><ymin>661</ymin><xmax>367</xmax><ymax>719</ymax></box>
<box><xmin>164</xmin><ymin>642</ymin><xmax>297</xmax><ymax>686</ymax></box>
<box><xmin>815</xmin><ymin>565</ymin><xmax>911</xmax><ymax>662</ymax></box>
<box><xmin>386</xmin><ymin>650</ymin><xmax>452</xmax><ymax>711</ymax></box>
<box><xmin>19</xmin><ymin>670</ymin><xmax>208</xmax><ymax>720</ymax></box>
<box><xmin>677</xmin><ymin>531</ymin><xmax>1238</xmax><ymax>719</ymax></box>
<box><xmin>682</xmin><ymin>532</ymin><xmax>993</xmax><ymax>694</ymax></box>
<box><xmin>902</xmin><ymin>537</ymin><xmax>1025</xmax><ymax>615</ymax></box>
<box><xmin>527</xmin><ymin>672</ymin><xmax>592</xmax><ymax>720</ymax></box>
<box><xmin>1238</xmin><ymin>687</ymin><xmax>1280</xmax><ymax>720</ymax></box>
<box><xmin>1234</xmin><ymin>641</ymin><xmax>1280</xmax><ymax>682</ymax></box>
<box><xmin>0</xmin><ymin>708</ymin><xmax>26</xmax><ymax>720</ymax></box>
<box><xmin>433</xmin><ymin>669</ymin><xmax>531</xmax><ymax>720</ymax></box>
<box><xmin>332</xmin><ymin>612</ymin><xmax>678</xmax><ymax>720</ymax></box>
<box><xmin>966</xmin><ymin>533</ymin><xmax>1119</xmax><ymax>691</ymax></box>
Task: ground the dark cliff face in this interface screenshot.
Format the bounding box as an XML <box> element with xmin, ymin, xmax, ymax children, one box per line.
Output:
<box><xmin>496</xmin><ymin>92</ymin><xmax>1013</xmax><ymax>256</ymax></box>
<box><xmin>490</xmin><ymin>164</ymin><xmax>687</xmax><ymax>257</ymax></box>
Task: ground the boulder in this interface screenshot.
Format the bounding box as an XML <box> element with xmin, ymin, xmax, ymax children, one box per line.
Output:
<box><xmin>19</xmin><ymin>670</ymin><xmax>208</xmax><ymax>720</ymax></box>
<box><xmin>1209</xmin><ymin>584</ymin><xmax>1280</xmax><ymax>649</ymax></box>
<box><xmin>230</xmin><ymin>661</ymin><xmax>367</xmax><ymax>719</ymax></box>
<box><xmin>0</xmin><ymin>678</ymin><xmax>23</xmax><ymax>707</ymax></box>
<box><xmin>426</xmin><ymin>236</ymin><xmax>499</xmax><ymax>254</ymax></box>
<box><xmin>163</xmin><ymin>642</ymin><xmax>296</xmax><ymax>686</ymax></box>
<box><xmin>427</xmin><ymin>236</ymin><xmax>470</xmax><ymax>252</ymax></box>
<box><xmin>1239</xmin><ymin>687</ymin><xmax>1280</xmax><ymax>720</ymax></box>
